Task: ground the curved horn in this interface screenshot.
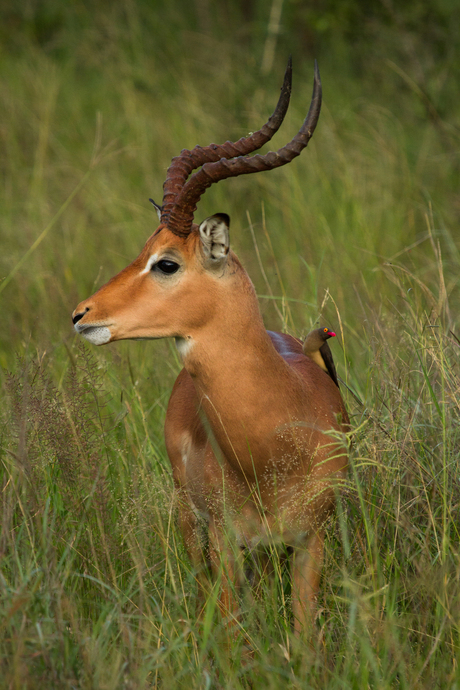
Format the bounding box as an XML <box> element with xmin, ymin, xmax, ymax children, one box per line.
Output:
<box><xmin>166</xmin><ymin>62</ymin><xmax>322</xmax><ymax>236</ymax></box>
<box><xmin>161</xmin><ymin>58</ymin><xmax>293</xmax><ymax>236</ymax></box>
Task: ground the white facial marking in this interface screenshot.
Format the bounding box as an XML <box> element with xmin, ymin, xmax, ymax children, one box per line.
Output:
<box><xmin>74</xmin><ymin>323</ymin><xmax>111</xmax><ymax>345</ymax></box>
<box><xmin>140</xmin><ymin>253</ymin><xmax>159</xmax><ymax>275</ymax></box>
<box><xmin>175</xmin><ymin>337</ymin><xmax>194</xmax><ymax>359</ymax></box>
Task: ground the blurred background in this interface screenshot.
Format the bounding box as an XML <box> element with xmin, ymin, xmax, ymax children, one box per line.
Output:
<box><xmin>1</xmin><ymin>1</ymin><xmax>460</xmax><ymax>686</ymax></box>
<box><xmin>1</xmin><ymin>0</ymin><xmax>459</xmax><ymax>369</ymax></box>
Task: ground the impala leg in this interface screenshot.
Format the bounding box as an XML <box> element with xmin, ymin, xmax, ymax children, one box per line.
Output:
<box><xmin>290</xmin><ymin>530</ymin><xmax>325</xmax><ymax>636</ymax></box>
<box><xmin>208</xmin><ymin>517</ymin><xmax>241</xmax><ymax>627</ymax></box>
<box><xmin>178</xmin><ymin>499</ymin><xmax>210</xmax><ymax>615</ymax></box>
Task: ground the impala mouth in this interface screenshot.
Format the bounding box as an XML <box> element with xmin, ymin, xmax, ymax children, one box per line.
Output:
<box><xmin>74</xmin><ymin>321</ymin><xmax>112</xmax><ymax>345</ymax></box>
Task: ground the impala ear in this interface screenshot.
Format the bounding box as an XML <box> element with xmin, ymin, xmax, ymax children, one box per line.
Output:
<box><xmin>149</xmin><ymin>198</ymin><xmax>162</xmax><ymax>221</ymax></box>
<box><xmin>199</xmin><ymin>214</ymin><xmax>230</xmax><ymax>262</ymax></box>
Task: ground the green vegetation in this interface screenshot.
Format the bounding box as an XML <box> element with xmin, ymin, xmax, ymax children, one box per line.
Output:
<box><xmin>1</xmin><ymin>1</ymin><xmax>459</xmax><ymax>687</ymax></box>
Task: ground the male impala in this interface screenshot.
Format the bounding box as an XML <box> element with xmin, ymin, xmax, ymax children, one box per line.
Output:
<box><xmin>72</xmin><ymin>60</ymin><xmax>349</xmax><ymax>635</ymax></box>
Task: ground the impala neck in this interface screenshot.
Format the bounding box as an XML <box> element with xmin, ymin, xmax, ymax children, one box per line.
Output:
<box><xmin>177</xmin><ymin>267</ymin><xmax>284</xmax><ymax>386</ymax></box>
<box><xmin>175</xmin><ymin>261</ymin><xmax>295</xmax><ymax>471</ymax></box>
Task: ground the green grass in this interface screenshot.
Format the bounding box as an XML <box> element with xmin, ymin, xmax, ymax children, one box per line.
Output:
<box><xmin>1</xmin><ymin>2</ymin><xmax>460</xmax><ymax>687</ymax></box>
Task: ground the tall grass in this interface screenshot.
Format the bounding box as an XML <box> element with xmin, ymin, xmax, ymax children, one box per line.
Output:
<box><xmin>1</xmin><ymin>2</ymin><xmax>460</xmax><ymax>687</ymax></box>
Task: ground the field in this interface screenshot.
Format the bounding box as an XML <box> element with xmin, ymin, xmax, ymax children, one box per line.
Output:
<box><xmin>1</xmin><ymin>1</ymin><xmax>460</xmax><ymax>687</ymax></box>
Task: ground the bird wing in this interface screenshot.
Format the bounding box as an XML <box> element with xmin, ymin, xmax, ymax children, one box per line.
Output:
<box><xmin>319</xmin><ymin>342</ymin><xmax>339</xmax><ymax>387</ymax></box>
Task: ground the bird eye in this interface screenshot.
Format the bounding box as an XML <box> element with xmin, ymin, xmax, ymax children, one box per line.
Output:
<box><xmin>154</xmin><ymin>259</ymin><xmax>180</xmax><ymax>275</ymax></box>
<box><xmin>323</xmin><ymin>327</ymin><xmax>328</xmax><ymax>333</ymax></box>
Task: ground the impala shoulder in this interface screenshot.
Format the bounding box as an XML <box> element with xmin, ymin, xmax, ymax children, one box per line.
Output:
<box><xmin>268</xmin><ymin>331</ymin><xmax>304</xmax><ymax>358</ymax></box>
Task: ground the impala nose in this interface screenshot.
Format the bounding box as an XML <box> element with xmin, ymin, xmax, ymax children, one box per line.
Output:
<box><xmin>72</xmin><ymin>306</ymin><xmax>89</xmax><ymax>325</ymax></box>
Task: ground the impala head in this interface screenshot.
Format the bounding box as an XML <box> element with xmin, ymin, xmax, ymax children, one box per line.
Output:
<box><xmin>72</xmin><ymin>214</ymin><xmax>235</xmax><ymax>345</ymax></box>
<box><xmin>72</xmin><ymin>59</ymin><xmax>322</xmax><ymax>348</ymax></box>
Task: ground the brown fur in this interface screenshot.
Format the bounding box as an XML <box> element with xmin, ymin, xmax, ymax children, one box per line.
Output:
<box><xmin>73</xmin><ymin>223</ymin><xmax>349</xmax><ymax>635</ymax></box>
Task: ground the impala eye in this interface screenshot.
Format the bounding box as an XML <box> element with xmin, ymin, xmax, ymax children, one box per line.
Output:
<box><xmin>154</xmin><ymin>259</ymin><xmax>180</xmax><ymax>274</ymax></box>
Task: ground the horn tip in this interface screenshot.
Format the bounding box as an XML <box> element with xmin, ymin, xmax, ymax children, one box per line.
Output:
<box><xmin>282</xmin><ymin>55</ymin><xmax>293</xmax><ymax>95</ymax></box>
<box><xmin>314</xmin><ymin>60</ymin><xmax>321</xmax><ymax>83</ymax></box>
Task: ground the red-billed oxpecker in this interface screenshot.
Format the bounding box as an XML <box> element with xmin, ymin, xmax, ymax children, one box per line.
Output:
<box><xmin>303</xmin><ymin>327</ymin><xmax>339</xmax><ymax>387</ymax></box>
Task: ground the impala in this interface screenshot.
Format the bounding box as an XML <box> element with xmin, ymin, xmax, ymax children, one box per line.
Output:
<box><xmin>72</xmin><ymin>59</ymin><xmax>349</xmax><ymax>635</ymax></box>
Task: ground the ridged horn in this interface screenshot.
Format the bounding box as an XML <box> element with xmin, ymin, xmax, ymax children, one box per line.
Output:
<box><xmin>160</xmin><ymin>57</ymin><xmax>292</xmax><ymax>236</ymax></box>
<box><xmin>163</xmin><ymin>60</ymin><xmax>322</xmax><ymax>237</ymax></box>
